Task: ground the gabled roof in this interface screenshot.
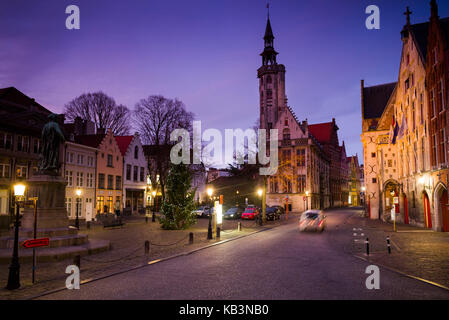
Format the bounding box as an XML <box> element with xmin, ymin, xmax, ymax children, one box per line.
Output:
<box><xmin>74</xmin><ymin>134</ymin><xmax>106</xmax><ymax>148</ymax></box>
<box><xmin>115</xmin><ymin>136</ymin><xmax>134</xmax><ymax>156</ymax></box>
<box><xmin>0</xmin><ymin>87</ymin><xmax>52</xmax><ymax>115</ymax></box>
<box><xmin>308</xmin><ymin>122</ymin><xmax>333</xmax><ymax>144</ymax></box>
<box><xmin>362</xmin><ymin>82</ymin><xmax>397</xmax><ymax>119</ymax></box>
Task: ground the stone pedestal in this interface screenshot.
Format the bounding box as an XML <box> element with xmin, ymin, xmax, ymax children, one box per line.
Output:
<box><xmin>0</xmin><ymin>174</ymin><xmax>110</xmax><ymax>263</ymax></box>
<box><xmin>21</xmin><ymin>174</ymin><xmax>69</xmax><ymax>230</ymax></box>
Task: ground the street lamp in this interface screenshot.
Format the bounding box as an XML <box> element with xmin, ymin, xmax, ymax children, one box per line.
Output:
<box><xmin>75</xmin><ymin>189</ymin><xmax>82</xmax><ymax>230</ymax></box>
<box><xmin>257</xmin><ymin>188</ymin><xmax>263</xmax><ymax>225</ymax></box>
<box><xmin>152</xmin><ymin>190</ymin><xmax>157</xmax><ymax>222</ymax></box>
<box><xmin>206</xmin><ymin>187</ymin><xmax>213</xmax><ymax>240</ymax></box>
<box><xmin>7</xmin><ymin>183</ymin><xmax>26</xmax><ymax>290</ymax></box>
<box><xmin>305</xmin><ymin>190</ymin><xmax>310</xmax><ymax>210</ymax></box>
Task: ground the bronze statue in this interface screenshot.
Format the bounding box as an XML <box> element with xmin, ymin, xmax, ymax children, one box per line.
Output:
<box><xmin>38</xmin><ymin>114</ymin><xmax>65</xmax><ymax>174</ymax></box>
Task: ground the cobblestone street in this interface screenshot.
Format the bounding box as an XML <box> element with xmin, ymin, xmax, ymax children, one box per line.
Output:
<box><xmin>0</xmin><ymin>214</ymin><xmax>292</xmax><ymax>300</ymax></box>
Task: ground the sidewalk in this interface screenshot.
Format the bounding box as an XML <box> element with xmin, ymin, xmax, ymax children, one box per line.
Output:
<box><xmin>0</xmin><ymin>212</ymin><xmax>298</xmax><ymax>300</ymax></box>
<box><xmin>347</xmin><ymin>211</ymin><xmax>449</xmax><ymax>289</ymax></box>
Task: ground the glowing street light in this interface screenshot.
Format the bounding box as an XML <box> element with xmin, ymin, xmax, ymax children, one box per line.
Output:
<box><xmin>75</xmin><ymin>189</ymin><xmax>82</xmax><ymax>229</ymax></box>
<box><xmin>152</xmin><ymin>190</ymin><xmax>157</xmax><ymax>222</ymax></box>
<box><xmin>7</xmin><ymin>183</ymin><xmax>26</xmax><ymax>290</ymax></box>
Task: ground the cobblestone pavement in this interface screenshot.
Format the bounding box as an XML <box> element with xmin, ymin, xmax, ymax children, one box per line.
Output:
<box><xmin>335</xmin><ymin>209</ymin><xmax>449</xmax><ymax>288</ymax></box>
<box><xmin>0</xmin><ymin>213</ymin><xmax>296</xmax><ymax>300</ymax></box>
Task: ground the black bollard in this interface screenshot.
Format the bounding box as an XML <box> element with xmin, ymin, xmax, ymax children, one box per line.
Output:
<box><xmin>207</xmin><ymin>215</ymin><xmax>213</xmax><ymax>240</ymax></box>
<box><xmin>145</xmin><ymin>216</ymin><xmax>148</xmax><ymax>224</ymax></box>
<box><xmin>73</xmin><ymin>255</ymin><xmax>81</xmax><ymax>269</ymax></box>
<box><xmin>145</xmin><ymin>240</ymin><xmax>150</xmax><ymax>255</ymax></box>
<box><xmin>86</xmin><ymin>221</ymin><xmax>91</xmax><ymax>229</ymax></box>
<box><xmin>365</xmin><ymin>237</ymin><xmax>370</xmax><ymax>256</ymax></box>
<box><xmin>216</xmin><ymin>227</ymin><xmax>221</xmax><ymax>239</ymax></box>
<box><xmin>386</xmin><ymin>236</ymin><xmax>391</xmax><ymax>254</ymax></box>
<box><xmin>238</xmin><ymin>222</ymin><xmax>242</xmax><ymax>232</ymax></box>
<box><xmin>189</xmin><ymin>232</ymin><xmax>194</xmax><ymax>244</ymax></box>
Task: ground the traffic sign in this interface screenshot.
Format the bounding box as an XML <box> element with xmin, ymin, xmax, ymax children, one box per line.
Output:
<box><xmin>22</xmin><ymin>238</ymin><xmax>50</xmax><ymax>249</ymax></box>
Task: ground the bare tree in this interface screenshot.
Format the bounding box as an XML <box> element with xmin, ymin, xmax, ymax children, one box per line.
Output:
<box><xmin>64</xmin><ymin>92</ymin><xmax>131</xmax><ymax>135</ymax></box>
<box><xmin>134</xmin><ymin>95</ymin><xmax>194</xmax><ymax>200</ymax></box>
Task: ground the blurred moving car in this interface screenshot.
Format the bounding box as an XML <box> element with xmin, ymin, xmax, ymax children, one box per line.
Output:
<box><xmin>241</xmin><ymin>206</ymin><xmax>260</xmax><ymax>220</ymax></box>
<box><xmin>299</xmin><ymin>210</ymin><xmax>326</xmax><ymax>232</ymax></box>
<box><xmin>265</xmin><ymin>206</ymin><xmax>281</xmax><ymax>221</ymax></box>
<box><xmin>193</xmin><ymin>206</ymin><xmax>211</xmax><ymax>218</ymax></box>
<box><xmin>223</xmin><ymin>206</ymin><xmax>244</xmax><ymax>219</ymax></box>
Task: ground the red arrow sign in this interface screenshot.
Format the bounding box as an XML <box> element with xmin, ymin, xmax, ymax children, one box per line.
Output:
<box><xmin>22</xmin><ymin>238</ymin><xmax>50</xmax><ymax>249</ymax></box>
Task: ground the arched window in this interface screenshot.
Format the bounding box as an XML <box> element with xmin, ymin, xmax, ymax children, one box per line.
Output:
<box><xmin>283</xmin><ymin>128</ymin><xmax>290</xmax><ymax>140</ymax></box>
<box><xmin>267</xmin><ymin>75</ymin><xmax>272</xmax><ymax>83</ymax></box>
<box><xmin>134</xmin><ymin>146</ymin><xmax>139</xmax><ymax>159</ymax></box>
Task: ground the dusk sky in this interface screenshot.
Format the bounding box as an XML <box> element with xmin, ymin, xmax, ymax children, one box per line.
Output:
<box><xmin>2</xmin><ymin>0</ymin><xmax>449</xmax><ymax>164</ymax></box>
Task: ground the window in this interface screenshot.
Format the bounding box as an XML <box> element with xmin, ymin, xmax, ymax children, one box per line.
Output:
<box><xmin>134</xmin><ymin>146</ymin><xmax>139</xmax><ymax>159</ymax></box>
<box><xmin>98</xmin><ymin>173</ymin><xmax>105</xmax><ymax>189</ymax></box>
<box><xmin>297</xmin><ymin>175</ymin><xmax>306</xmax><ymax>193</ymax></box>
<box><xmin>17</xmin><ymin>135</ymin><xmax>23</xmax><ymax>152</ymax></box>
<box><xmin>65</xmin><ymin>170</ymin><xmax>73</xmax><ymax>186</ymax></box>
<box><xmin>107</xmin><ymin>175</ymin><xmax>113</xmax><ymax>190</ymax></box>
<box><xmin>16</xmin><ymin>165</ymin><xmax>27</xmax><ymax>178</ymax></box>
<box><xmin>283</xmin><ymin>128</ymin><xmax>290</xmax><ymax>140</ymax></box>
<box><xmin>65</xmin><ymin>198</ymin><xmax>72</xmax><ymax>217</ymax></box>
<box><xmin>133</xmin><ymin>166</ymin><xmax>138</xmax><ymax>182</ymax></box>
<box><xmin>431</xmin><ymin>89</ymin><xmax>436</xmax><ymax>118</ymax></box>
<box><xmin>140</xmin><ymin>167</ymin><xmax>145</xmax><ymax>182</ymax></box>
<box><xmin>97</xmin><ymin>196</ymin><xmax>104</xmax><ymax>214</ymax></box>
<box><xmin>75</xmin><ymin>198</ymin><xmax>82</xmax><ymax>218</ymax></box>
<box><xmin>126</xmin><ymin>164</ymin><xmax>131</xmax><ymax>180</ymax></box>
<box><xmin>266</xmin><ymin>90</ymin><xmax>272</xmax><ymax>99</ymax></box>
<box><xmin>77</xmin><ymin>154</ymin><xmax>84</xmax><ymax>165</ymax></box>
<box><xmin>33</xmin><ymin>139</ymin><xmax>39</xmax><ymax>154</ymax></box>
<box><xmin>116</xmin><ymin>176</ymin><xmax>122</xmax><ymax>190</ymax></box>
<box><xmin>441</xmin><ymin>80</ymin><xmax>445</xmax><ymax>111</ymax></box>
<box><xmin>69</xmin><ymin>152</ymin><xmax>74</xmax><ymax>163</ymax></box>
<box><xmin>282</xmin><ymin>150</ymin><xmax>291</xmax><ymax>167</ymax></box>
<box><xmin>372</xmin><ymin>178</ymin><xmax>377</xmax><ymax>183</ymax></box>
<box><xmin>297</xmin><ymin>149</ymin><xmax>305</xmax><ymax>167</ymax></box>
<box><xmin>371</xmin><ymin>152</ymin><xmax>376</xmax><ymax>158</ymax></box>
<box><xmin>107</xmin><ymin>154</ymin><xmax>113</xmax><ymax>167</ymax></box>
<box><xmin>267</xmin><ymin>75</ymin><xmax>272</xmax><ymax>83</ymax></box>
<box><xmin>0</xmin><ymin>164</ymin><xmax>10</xmax><ymax>178</ymax></box>
<box><xmin>107</xmin><ymin>196</ymin><xmax>113</xmax><ymax>213</ymax></box>
<box><xmin>87</xmin><ymin>173</ymin><xmax>93</xmax><ymax>188</ymax></box>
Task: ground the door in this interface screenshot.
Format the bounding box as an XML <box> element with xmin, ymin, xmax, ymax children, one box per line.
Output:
<box><xmin>403</xmin><ymin>194</ymin><xmax>409</xmax><ymax>224</ymax></box>
<box><xmin>440</xmin><ymin>189</ymin><xmax>449</xmax><ymax>232</ymax></box>
<box><xmin>85</xmin><ymin>202</ymin><xmax>93</xmax><ymax>222</ymax></box>
<box><xmin>423</xmin><ymin>193</ymin><xmax>432</xmax><ymax>229</ymax></box>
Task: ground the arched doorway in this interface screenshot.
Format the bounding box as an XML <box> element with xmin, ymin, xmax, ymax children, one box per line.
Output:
<box><xmin>403</xmin><ymin>194</ymin><xmax>409</xmax><ymax>224</ymax></box>
<box><xmin>384</xmin><ymin>181</ymin><xmax>399</xmax><ymax>219</ymax></box>
<box><xmin>440</xmin><ymin>189</ymin><xmax>449</xmax><ymax>232</ymax></box>
<box><xmin>423</xmin><ymin>192</ymin><xmax>432</xmax><ymax>229</ymax></box>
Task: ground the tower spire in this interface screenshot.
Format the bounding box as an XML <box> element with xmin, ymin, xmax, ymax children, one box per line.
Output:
<box><xmin>404</xmin><ymin>7</ymin><xmax>412</xmax><ymax>26</ymax></box>
<box><xmin>431</xmin><ymin>0</ymin><xmax>439</xmax><ymax>19</ymax></box>
<box><xmin>261</xmin><ymin>9</ymin><xmax>278</xmax><ymax>66</ymax></box>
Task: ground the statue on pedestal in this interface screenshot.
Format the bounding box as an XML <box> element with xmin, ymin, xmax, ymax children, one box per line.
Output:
<box><xmin>38</xmin><ymin>114</ymin><xmax>65</xmax><ymax>175</ymax></box>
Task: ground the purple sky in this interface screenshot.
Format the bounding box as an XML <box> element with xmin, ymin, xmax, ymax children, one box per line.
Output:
<box><xmin>2</xmin><ymin>0</ymin><xmax>448</xmax><ymax>164</ymax></box>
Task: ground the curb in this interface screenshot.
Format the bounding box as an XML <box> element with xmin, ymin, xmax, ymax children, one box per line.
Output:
<box><xmin>352</xmin><ymin>254</ymin><xmax>449</xmax><ymax>292</ymax></box>
<box><xmin>25</xmin><ymin>226</ymin><xmax>276</xmax><ymax>300</ymax></box>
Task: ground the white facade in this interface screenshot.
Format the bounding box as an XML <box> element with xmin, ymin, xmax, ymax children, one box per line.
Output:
<box><xmin>64</xmin><ymin>142</ymin><xmax>97</xmax><ymax>221</ymax></box>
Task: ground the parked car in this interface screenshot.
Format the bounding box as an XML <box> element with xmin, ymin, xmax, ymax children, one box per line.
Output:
<box><xmin>265</xmin><ymin>206</ymin><xmax>281</xmax><ymax>221</ymax></box>
<box><xmin>241</xmin><ymin>206</ymin><xmax>260</xmax><ymax>220</ymax></box>
<box><xmin>223</xmin><ymin>206</ymin><xmax>244</xmax><ymax>219</ymax></box>
<box><xmin>271</xmin><ymin>205</ymin><xmax>285</xmax><ymax>215</ymax></box>
<box><xmin>299</xmin><ymin>210</ymin><xmax>326</xmax><ymax>232</ymax></box>
<box><xmin>193</xmin><ymin>206</ymin><xmax>211</xmax><ymax>218</ymax></box>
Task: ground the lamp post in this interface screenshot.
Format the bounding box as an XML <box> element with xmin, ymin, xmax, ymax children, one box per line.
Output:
<box><xmin>207</xmin><ymin>187</ymin><xmax>213</xmax><ymax>240</ymax></box>
<box><xmin>152</xmin><ymin>190</ymin><xmax>156</xmax><ymax>222</ymax></box>
<box><xmin>6</xmin><ymin>183</ymin><xmax>26</xmax><ymax>290</ymax></box>
<box><xmin>75</xmin><ymin>189</ymin><xmax>81</xmax><ymax>230</ymax></box>
<box><xmin>257</xmin><ymin>188</ymin><xmax>263</xmax><ymax>225</ymax></box>
<box><xmin>305</xmin><ymin>191</ymin><xmax>310</xmax><ymax>210</ymax></box>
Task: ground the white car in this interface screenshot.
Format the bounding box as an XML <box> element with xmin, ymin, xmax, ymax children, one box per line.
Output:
<box><xmin>299</xmin><ymin>210</ymin><xmax>326</xmax><ymax>232</ymax></box>
<box><xmin>193</xmin><ymin>206</ymin><xmax>211</xmax><ymax>218</ymax></box>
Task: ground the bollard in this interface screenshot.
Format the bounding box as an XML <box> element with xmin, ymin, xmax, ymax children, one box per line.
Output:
<box><xmin>386</xmin><ymin>236</ymin><xmax>391</xmax><ymax>254</ymax></box>
<box><xmin>73</xmin><ymin>255</ymin><xmax>81</xmax><ymax>269</ymax></box>
<box><xmin>238</xmin><ymin>222</ymin><xmax>242</xmax><ymax>232</ymax></box>
<box><xmin>189</xmin><ymin>232</ymin><xmax>194</xmax><ymax>244</ymax></box>
<box><xmin>144</xmin><ymin>240</ymin><xmax>150</xmax><ymax>255</ymax></box>
<box><xmin>86</xmin><ymin>221</ymin><xmax>91</xmax><ymax>229</ymax></box>
<box><xmin>145</xmin><ymin>216</ymin><xmax>148</xmax><ymax>224</ymax></box>
<box><xmin>216</xmin><ymin>227</ymin><xmax>221</xmax><ymax>239</ymax></box>
<box><xmin>207</xmin><ymin>215</ymin><xmax>213</xmax><ymax>240</ymax></box>
<box><xmin>365</xmin><ymin>237</ymin><xmax>370</xmax><ymax>256</ymax></box>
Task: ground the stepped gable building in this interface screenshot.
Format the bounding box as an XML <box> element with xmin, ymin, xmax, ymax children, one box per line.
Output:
<box><xmin>258</xmin><ymin>16</ymin><xmax>330</xmax><ymax>211</ymax></box>
<box><xmin>362</xmin><ymin>0</ymin><xmax>449</xmax><ymax>231</ymax></box>
<box><xmin>308</xmin><ymin>119</ymin><xmax>350</xmax><ymax>207</ymax></box>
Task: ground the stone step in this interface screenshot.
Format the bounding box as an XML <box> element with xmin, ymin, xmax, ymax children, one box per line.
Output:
<box><xmin>0</xmin><ymin>233</ymin><xmax>89</xmax><ymax>249</ymax></box>
<box><xmin>0</xmin><ymin>239</ymin><xmax>111</xmax><ymax>263</ymax></box>
<box><xmin>19</xmin><ymin>227</ymin><xmax>78</xmax><ymax>238</ymax></box>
